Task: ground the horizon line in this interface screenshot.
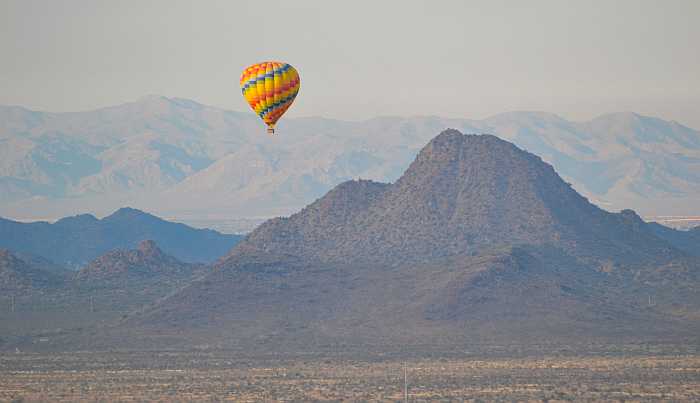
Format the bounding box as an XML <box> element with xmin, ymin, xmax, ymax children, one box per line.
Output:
<box><xmin>1</xmin><ymin>95</ymin><xmax>697</xmax><ymax>131</ymax></box>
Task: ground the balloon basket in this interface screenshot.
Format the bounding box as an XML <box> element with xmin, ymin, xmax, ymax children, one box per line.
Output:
<box><xmin>267</xmin><ymin>127</ymin><xmax>275</xmax><ymax>135</ymax></box>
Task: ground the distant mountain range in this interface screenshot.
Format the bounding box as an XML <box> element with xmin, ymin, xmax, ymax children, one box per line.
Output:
<box><xmin>2</xmin><ymin>239</ymin><xmax>200</xmax><ymax>291</ymax></box>
<box><xmin>0</xmin><ymin>207</ymin><xmax>242</xmax><ymax>268</ymax></box>
<box><xmin>1</xmin><ymin>96</ymin><xmax>699</xmax><ymax>223</ymax></box>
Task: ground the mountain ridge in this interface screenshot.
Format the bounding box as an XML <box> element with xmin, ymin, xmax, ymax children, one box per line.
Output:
<box><xmin>76</xmin><ymin>240</ymin><xmax>202</xmax><ymax>282</ymax></box>
<box><xmin>2</xmin><ymin>96</ymin><xmax>699</xmax><ymax>221</ymax></box>
<box><xmin>0</xmin><ymin>249</ymin><xmax>65</xmax><ymax>291</ymax></box>
<box><xmin>0</xmin><ymin>207</ymin><xmax>242</xmax><ymax>268</ymax></box>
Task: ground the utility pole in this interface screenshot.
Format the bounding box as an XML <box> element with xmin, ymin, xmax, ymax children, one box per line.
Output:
<box><xmin>90</xmin><ymin>295</ymin><xmax>95</xmax><ymax>313</ymax></box>
<box><xmin>404</xmin><ymin>363</ymin><xmax>408</xmax><ymax>403</ymax></box>
<box><xmin>10</xmin><ymin>295</ymin><xmax>15</xmax><ymax>313</ymax></box>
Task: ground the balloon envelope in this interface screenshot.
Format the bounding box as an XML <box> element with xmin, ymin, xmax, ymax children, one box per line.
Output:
<box><xmin>240</xmin><ymin>61</ymin><xmax>300</xmax><ymax>134</ymax></box>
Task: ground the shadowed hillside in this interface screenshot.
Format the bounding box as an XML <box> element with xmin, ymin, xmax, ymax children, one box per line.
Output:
<box><xmin>0</xmin><ymin>208</ymin><xmax>242</xmax><ymax>268</ymax></box>
<box><xmin>0</xmin><ymin>249</ymin><xmax>65</xmax><ymax>292</ymax></box>
<box><xmin>647</xmin><ymin>222</ymin><xmax>700</xmax><ymax>257</ymax></box>
<box><xmin>0</xmin><ymin>241</ymin><xmax>208</xmax><ymax>350</ymax></box>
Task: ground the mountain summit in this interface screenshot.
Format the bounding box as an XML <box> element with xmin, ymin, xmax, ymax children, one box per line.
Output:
<box><xmin>76</xmin><ymin>240</ymin><xmax>199</xmax><ymax>281</ymax></box>
<box><xmin>222</xmin><ymin>130</ymin><xmax>675</xmax><ymax>267</ymax></box>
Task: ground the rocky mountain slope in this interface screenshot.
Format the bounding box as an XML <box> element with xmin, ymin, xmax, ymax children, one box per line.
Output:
<box><xmin>72</xmin><ymin>240</ymin><xmax>207</xmax><ymax>310</ymax></box>
<box><xmin>1</xmin><ymin>96</ymin><xmax>699</xmax><ymax>221</ymax></box>
<box><xmin>76</xmin><ymin>240</ymin><xmax>203</xmax><ymax>282</ymax></box>
<box><xmin>0</xmin><ymin>240</ymin><xmax>209</xmax><ymax>350</ymax></box>
<box><xmin>121</xmin><ymin>131</ymin><xmax>699</xmax><ymax>351</ymax></box>
<box><xmin>0</xmin><ymin>207</ymin><xmax>242</xmax><ymax>268</ymax></box>
<box><xmin>646</xmin><ymin>223</ymin><xmax>700</xmax><ymax>257</ymax></box>
<box><xmin>0</xmin><ymin>249</ymin><xmax>65</xmax><ymax>292</ymax></box>
<box><xmin>227</xmin><ymin>132</ymin><xmax>677</xmax><ymax>267</ymax></box>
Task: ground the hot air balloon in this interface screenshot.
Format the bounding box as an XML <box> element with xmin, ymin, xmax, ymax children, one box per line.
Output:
<box><xmin>240</xmin><ymin>61</ymin><xmax>300</xmax><ymax>135</ymax></box>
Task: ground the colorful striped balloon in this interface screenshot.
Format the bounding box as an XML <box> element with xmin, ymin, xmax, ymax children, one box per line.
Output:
<box><xmin>240</xmin><ymin>61</ymin><xmax>300</xmax><ymax>135</ymax></box>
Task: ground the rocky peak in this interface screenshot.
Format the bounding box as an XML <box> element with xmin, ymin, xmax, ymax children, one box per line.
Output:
<box><xmin>76</xmin><ymin>240</ymin><xmax>193</xmax><ymax>281</ymax></box>
<box><xmin>415</xmin><ymin>129</ymin><xmax>469</xmax><ymax>162</ymax></box>
<box><xmin>619</xmin><ymin>209</ymin><xmax>645</xmax><ymax>226</ymax></box>
<box><xmin>54</xmin><ymin>213</ymin><xmax>99</xmax><ymax>226</ymax></box>
<box><xmin>106</xmin><ymin>207</ymin><xmax>149</xmax><ymax>220</ymax></box>
<box><xmin>137</xmin><ymin>239</ymin><xmax>164</xmax><ymax>259</ymax></box>
<box><xmin>222</xmin><ymin>130</ymin><xmax>679</xmax><ymax>268</ymax></box>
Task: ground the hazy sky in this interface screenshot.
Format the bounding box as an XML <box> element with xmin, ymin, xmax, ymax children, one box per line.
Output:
<box><xmin>2</xmin><ymin>0</ymin><xmax>699</xmax><ymax>128</ymax></box>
